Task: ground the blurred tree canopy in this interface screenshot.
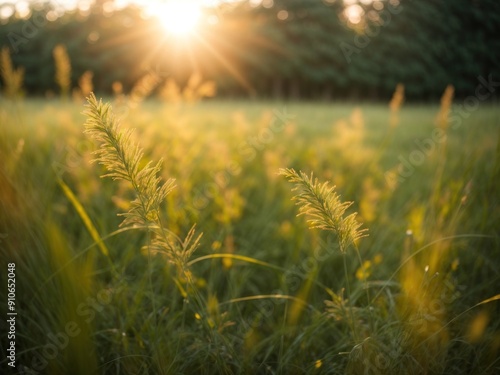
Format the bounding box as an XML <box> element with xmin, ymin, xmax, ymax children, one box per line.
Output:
<box><xmin>1</xmin><ymin>0</ymin><xmax>499</xmax><ymax>100</ymax></box>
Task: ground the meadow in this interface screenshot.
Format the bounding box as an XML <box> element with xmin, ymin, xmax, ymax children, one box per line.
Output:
<box><xmin>1</xmin><ymin>94</ymin><xmax>499</xmax><ymax>374</ymax></box>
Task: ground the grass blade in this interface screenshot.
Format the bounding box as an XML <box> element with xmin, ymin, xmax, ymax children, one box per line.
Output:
<box><xmin>56</xmin><ymin>175</ymin><xmax>110</xmax><ymax>259</ymax></box>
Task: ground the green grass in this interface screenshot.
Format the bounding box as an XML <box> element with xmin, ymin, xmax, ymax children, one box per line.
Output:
<box><xmin>1</xmin><ymin>97</ymin><xmax>499</xmax><ymax>374</ymax></box>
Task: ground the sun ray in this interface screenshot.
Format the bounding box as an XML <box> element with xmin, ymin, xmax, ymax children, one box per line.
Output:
<box><xmin>194</xmin><ymin>32</ymin><xmax>256</xmax><ymax>96</ymax></box>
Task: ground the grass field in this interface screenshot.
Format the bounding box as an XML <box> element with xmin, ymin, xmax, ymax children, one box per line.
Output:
<box><xmin>1</xmin><ymin>97</ymin><xmax>499</xmax><ymax>374</ymax></box>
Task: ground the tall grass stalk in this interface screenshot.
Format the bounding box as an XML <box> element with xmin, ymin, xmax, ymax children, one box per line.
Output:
<box><xmin>53</xmin><ymin>44</ymin><xmax>71</xmax><ymax>99</ymax></box>
<box><xmin>0</xmin><ymin>47</ymin><xmax>24</xmax><ymax>100</ymax></box>
<box><xmin>432</xmin><ymin>84</ymin><xmax>455</xmax><ymax>205</ymax></box>
<box><xmin>389</xmin><ymin>83</ymin><xmax>404</xmax><ymax>129</ymax></box>
<box><xmin>279</xmin><ymin>168</ymin><xmax>369</xmax><ymax>341</ymax></box>
<box><xmin>82</xmin><ymin>93</ymin><xmax>236</xmax><ymax>373</ymax></box>
<box><xmin>73</xmin><ymin>70</ymin><xmax>93</xmax><ymax>102</ymax></box>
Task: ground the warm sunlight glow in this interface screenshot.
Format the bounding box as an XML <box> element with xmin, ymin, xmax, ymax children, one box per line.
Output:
<box><xmin>154</xmin><ymin>2</ymin><xmax>201</xmax><ymax>36</ymax></box>
<box><xmin>344</xmin><ymin>4</ymin><xmax>364</xmax><ymax>24</ymax></box>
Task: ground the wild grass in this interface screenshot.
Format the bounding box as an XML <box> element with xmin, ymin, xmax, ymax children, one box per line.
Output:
<box><xmin>0</xmin><ymin>47</ymin><xmax>24</xmax><ymax>101</ymax></box>
<box><xmin>53</xmin><ymin>44</ymin><xmax>71</xmax><ymax>99</ymax></box>
<box><xmin>0</xmin><ymin>94</ymin><xmax>499</xmax><ymax>374</ymax></box>
<box><xmin>73</xmin><ymin>71</ymin><xmax>93</xmax><ymax>103</ymax></box>
<box><xmin>159</xmin><ymin>72</ymin><xmax>216</xmax><ymax>104</ymax></box>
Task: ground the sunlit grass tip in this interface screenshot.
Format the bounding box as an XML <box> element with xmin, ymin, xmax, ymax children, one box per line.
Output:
<box><xmin>83</xmin><ymin>93</ymin><xmax>202</xmax><ymax>277</ymax></box>
<box><xmin>53</xmin><ymin>44</ymin><xmax>71</xmax><ymax>99</ymax></box>
<box><xmin>279</xmin><ymin>168</ymin><xmax>368</xmax><ymax>252</ymax></box>
<box><xmin>0</xmin><ymin>47</ymin><xmax>24</xmax><ymax>100</ymax></box>
<box><xmin>83</xmin><ymin>93</ymin><xmax>176</xmax><ymax>229</ymax></box>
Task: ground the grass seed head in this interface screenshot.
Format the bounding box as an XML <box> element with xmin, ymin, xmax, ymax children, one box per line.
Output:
<box><xmin>279</xmin><ymin>168</ymin><xmax>368</xmax><ymax>252</ymax></box>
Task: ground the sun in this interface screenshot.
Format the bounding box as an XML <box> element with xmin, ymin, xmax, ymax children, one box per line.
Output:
<box><xmin>155</xmin><ymin>2</ymin><xmax>202</xmax><ymax>36</ymax></box>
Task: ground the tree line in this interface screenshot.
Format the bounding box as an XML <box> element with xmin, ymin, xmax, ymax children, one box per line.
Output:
<box><xmin>1</xmin><ymin>0</ymin><xmax>499</xmax><ymax>101</ymax></box>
